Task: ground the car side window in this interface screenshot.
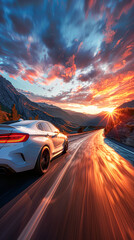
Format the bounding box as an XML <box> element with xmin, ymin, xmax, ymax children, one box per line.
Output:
<box><xmin>41</xmin><ymin>122</ymin><xmax>52</xmax><ymax>132</ymax></box>
<box><xmin>37</xmin><ymin>122</ymin><xmax>51</xmax><ymax>131</ymax></box>
<box><xmin>37</xmin><ymin>123</ymin><xmax>44</xmax><ymax>131</ymax></box>
<box><xmin>48</xmin><ymin>123</ymin><xmax>58</xmax><ymax>132</ymax></box>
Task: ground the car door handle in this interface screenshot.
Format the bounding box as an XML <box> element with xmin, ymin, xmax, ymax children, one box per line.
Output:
<box><xmin>45</xmin><ymin>134</ymin><xmax>49</xmax><ymax>137</ymax></box>
<box><xmin>45</xmin><ymin>134</ymin><xmax>55</xmax><ymax>137</ymax></box>
<box><xmin>52</xmin><ymin>134</ymin><xmax>57</xmax><ymax>138</ymax></box>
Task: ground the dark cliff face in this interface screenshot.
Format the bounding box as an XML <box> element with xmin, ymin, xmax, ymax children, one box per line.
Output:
<box><xmin>38</xmin><ymin>103</ymin><xmax>93</xmax><ymax>125</ymax></box>
<box><xmin>117</xmin><ymin>100</ymin><xmax>134</xmax><ymax>109</ymax></box>
<box><xmin>105</xmin><ymin>108</ymin><xmax>134</xmax><ymax>147</ymax></box>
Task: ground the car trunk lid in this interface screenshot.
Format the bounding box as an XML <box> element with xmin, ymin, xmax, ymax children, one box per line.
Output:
<box><xmin>0</xmin><ymin>124</ymin><xmax>15</xmax><ymax>149</ymax></box>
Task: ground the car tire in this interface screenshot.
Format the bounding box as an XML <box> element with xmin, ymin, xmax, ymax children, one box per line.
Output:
<box><xmin>35</xmin><ymin>146</ymin><xmax>50</xmax><ymax>175</ymax></box>
<box><xmin>63</xmin><ymin>140</ymin><xmax>68</xmax><ymax>154</ymax></box>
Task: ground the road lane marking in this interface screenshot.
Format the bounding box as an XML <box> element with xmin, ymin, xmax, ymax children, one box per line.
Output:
<box><xmin>68</xmin><ymin>133</ymin><xmax>92</xmax><ymax>143</ymax></box>
<box><xmin>18</xmin><ymin>137</ymin><xmax>87</xmax><ymax>240</ymax></box>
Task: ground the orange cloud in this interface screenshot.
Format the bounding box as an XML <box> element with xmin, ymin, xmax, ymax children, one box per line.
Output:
<box><xmin>89</xmin><ymin>0</ymin><xmax>95</xmax><ymax>9</ymax></box>
<box><xmin>21</xmin><ymin>75</ymin><xmax>35</xmax><ymax>84</ymax></box>
<box><xmin>114</xmin><ymin>39</ymin><xmax>122</xmax><ymax>48</ymax></box>
<box><xmin>21</xmin><ymin>69</ymin><xmax>39</xmax><ymax>84</ymax></box>
<box><xmin>104</xmin><ymin>1</ymin><xmax>134</xmax><ymax>44</ymax></box>
<box><xmin>90</xmin><ymin>71</ymin><xmax>134</xmax><ymax>108</ymax></box>
<box><xmin>117</xmin><ymin>0</ymin><xmax>134</xmax><ymax>20</ymax></box>
<box><xmin>112</xmin><ymin>44</ymin><xmax>133</xmax><ymax>72</ymax></box>
<box><xmin>65</xmin><ymin>55</ymin><xmax>76</xmax><ymax>77</ymax></box>
<box><xmin>71</xmin><ymin>85</ymin><xmax>83</xmax><ymax>95</ymax></box>
<box><xmin>46</xmin><ymin>64</ymin><xmax>64</xmax><ymax>82</ymax></box>
<box><xmin>104</xmin><ymin>11</ymin><xmax>116</xmax><ymax>43</ymax></box>
<box><xmin>122</xmin><ymin>45</ymin><xmax>133</xmax><ymax>59</ymax></box>
<box><xmin>9</xmin><ymin>74</ymin><xmax>16</xmax><ymax>80</ymax></box>
<box><xmin>46</xmin><ymin>55</ymin><xmax>76</xmax><ymax>83</ymax></box>
<box><xmin>112</xmin><ymin>60</ymin><xmax>126</xmax><ymax>71</ymax></box>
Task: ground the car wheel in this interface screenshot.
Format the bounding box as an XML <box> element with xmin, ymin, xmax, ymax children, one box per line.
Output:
<box><xmin>35</xmin><ymin>146</ymin><xmax>50</xmax><ymax>175</ymax></box>
<box><xmin>63</xmin><ymin>140</ymin><xmax>68</xmax><ymax>154</ymax></box>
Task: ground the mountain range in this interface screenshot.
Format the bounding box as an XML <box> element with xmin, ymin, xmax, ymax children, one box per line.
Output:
<box><xmin>0</xmin><ymin>75</ymin><xmax>106</xmax><ymax>129</ymax></box>
<box><xmin>38</xmin><ymin>102</ymin><xmax>97</xmax><ymax>125</ymax></box>
<box><xmin>117</xmin><ymin>100</ymin><xmax>134</xmax><ymax>109</ymax></box>
<box><xmin>0</xmin><ymin>75</ymin><xmax>79</xmax><ymax>132</ymax></box>
<box><xmin>0</xmin><ymin>75</ymin><xmax>133</xmax><ymax>132</ymax></box>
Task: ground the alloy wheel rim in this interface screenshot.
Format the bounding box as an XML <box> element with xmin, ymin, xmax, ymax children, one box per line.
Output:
<box><xmin>40</xmin><ymin>150</ymin><xmax>49</xmax><ymax>171</ymax></box>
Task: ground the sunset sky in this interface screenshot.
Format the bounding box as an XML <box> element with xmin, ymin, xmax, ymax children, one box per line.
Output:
<box><xmin>0</xmin><ymin>0</ymin><xmax>134</xmax><ymax>114</ymax></box>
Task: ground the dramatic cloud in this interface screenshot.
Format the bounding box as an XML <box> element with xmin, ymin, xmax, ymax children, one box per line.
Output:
<box><xmin>16</xmin><ymin>0</ymin><xmax>44</xmax><ymax>6</ymax></box>
<box><xmin>78</xmin><ymin>69</ymin><xmax>101</xmax><ymax>82</ymax></box>
<box><xmin>10</xmin><ymin>15</ymin><xmax>33</xmax><ymax>35</ymax></box>
<box><xmin>0</xmin><ymin>0</ymin><xmax>134</xmax><ymax>113</ymax></box>
<box><xmin>0</xmin><ymin>8</ymin><xmax>6</xmax><ymax>24</ymax></box>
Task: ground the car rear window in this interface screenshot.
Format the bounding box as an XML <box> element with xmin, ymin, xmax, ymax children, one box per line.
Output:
<box><xmin>37</xmin><ymin>122</ymin><xmax>52</xmax><ymax>131</ymax></box>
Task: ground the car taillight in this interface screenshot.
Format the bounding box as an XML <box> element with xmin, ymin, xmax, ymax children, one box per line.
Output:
<box><xmin>0</xmin><ymin>133</ymin><xmax>29</xmax><ymax>143</ymax></box>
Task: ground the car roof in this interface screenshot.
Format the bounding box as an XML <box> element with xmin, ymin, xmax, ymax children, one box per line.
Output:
<box><xmin>9</xmin><ymin>120</ymin><xmax>47</xmax><ymax>126</ymax></box>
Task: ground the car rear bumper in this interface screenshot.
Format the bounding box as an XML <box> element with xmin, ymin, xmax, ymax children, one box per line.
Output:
<box><xmin>0</xmin><ymin>157</ymin><xmax>33</xmax><ymax>173</ymax></box>
<box><xmin>0</xmin><ymin>139</ymin><xmax>41</xmax><ymax>173</ymax></box>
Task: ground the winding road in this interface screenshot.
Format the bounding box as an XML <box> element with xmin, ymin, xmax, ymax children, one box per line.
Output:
<box><xmin>0</xmin><ymin>130</ymin><xmax>134</xmax><ymax>240</ymax></box>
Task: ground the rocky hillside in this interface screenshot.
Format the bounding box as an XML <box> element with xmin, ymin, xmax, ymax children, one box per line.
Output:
<box><xmin>117</xmin><ymin>100</ymin><xmax>134</xmax><ymax>109</ymax></box>
<box><xmin>105</xmin><ymin>107</ymin><xmax>134</xmax><ymax>147</ymax></box>
<box><xmin>0</xmin><ymin>76</ymin><xmax>79</xmax><ymax>133</ymax></box>
<box><xmin>84</xmin><ymin>111</ymin><xmax>107</xmax><ymax>127</ymax></box>
<box><xmin>38</xmin><ymin>103</ymin><xmax>94</xmax><ymax>125</ymax></box>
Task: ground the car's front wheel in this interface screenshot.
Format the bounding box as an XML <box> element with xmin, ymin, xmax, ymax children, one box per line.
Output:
<box><xmin>35</xmin><ymin>146</ymin><xmax>50</xmax><ymax>175</ymax></box>
<box><xmin>63</xmin><ymin>140</ymin><xmax>68</xmax><ymax>154</ymax></box>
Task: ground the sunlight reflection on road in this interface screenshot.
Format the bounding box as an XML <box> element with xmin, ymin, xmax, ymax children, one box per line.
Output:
<box><xmin>0</xmin><ymin>131</ymin><xmax>133</xmax><ymax>240</ymax></box>
<box><xmin>84</xmin><ymin>130</ymin><xmax>134</xmax><ymax>239</ymax></box>
<box><xmin>63</xmin><ymin>130</ymin><xmax>134</xmax><ymax>240</ymax></box>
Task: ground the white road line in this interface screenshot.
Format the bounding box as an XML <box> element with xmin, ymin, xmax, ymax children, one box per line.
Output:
<box><xmin>18</xmin><ymin>137</ymin><xmax>87</xmax><ymax>240</ymax></box>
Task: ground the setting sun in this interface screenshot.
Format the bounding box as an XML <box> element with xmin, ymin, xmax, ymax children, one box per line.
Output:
<box><xmin>107</xmin><ymin>108</ymin><xmax>115</xmax><ymax>114</ymax></box>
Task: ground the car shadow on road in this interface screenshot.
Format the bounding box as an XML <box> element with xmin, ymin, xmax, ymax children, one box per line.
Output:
<box><xmin>0</xmin><ymin>152</ymin><xmax>67</xmax><ymax>209</ymax></box>
<box><xmin>104</xmin><ymin>137</ymin><xmax>134</xmax><ymax>166</ymax></box>
<box><xmin>0</xmin><ymin>170</ymin><xmax>40</xmax><ymax>209</ymax></box>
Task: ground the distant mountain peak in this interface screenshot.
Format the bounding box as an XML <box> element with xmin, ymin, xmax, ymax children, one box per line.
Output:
<box><xmin>0</xmin><ymin>76</ymin><xmax>79</xmax><ymax>132</ymax></box>
<box><xmin>0</xmin><ymin>75</ymin><xmax>117</xmax><ymax>129</ymax></box>
<box><xmin>117</xmin><ymin>100</ymin><xmax>134</xmax><ymax>109</ymax></box>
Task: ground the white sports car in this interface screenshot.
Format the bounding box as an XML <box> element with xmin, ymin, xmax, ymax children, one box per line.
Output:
<box><xmin>0</xmin><ymin>120</ymin><xmax>68</xmax><ymax>175</ymax></box>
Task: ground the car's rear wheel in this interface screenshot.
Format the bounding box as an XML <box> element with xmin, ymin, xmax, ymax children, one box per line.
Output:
<box><xmin>35</xmin><ymin>146</ymin><xmax>50</xmax><ymax>175</ymax></box>
<box><xmin>63</xmin><ymin>140</ymin><xmax>68</xmax><ymax>154</ymax></box>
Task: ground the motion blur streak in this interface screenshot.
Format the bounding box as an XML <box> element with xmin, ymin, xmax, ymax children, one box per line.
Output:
<box><xmin>86</xmin><ymin>131</ymin><xmax>134</xmax><ymax>240</ymax></box>
<box><xmin>32</xmin><ymin>130</ymin><xmax>134</xmax><ymax>240</ymax></box>
<box><xmin>0</xmin><ymin>131</ymin><xmax>133</xmax><ymax>240</ymax></box>
<box><xmin>18</xmin><ymin>138</ymin><xmax>88</xmax><ymax>240</ymax></box>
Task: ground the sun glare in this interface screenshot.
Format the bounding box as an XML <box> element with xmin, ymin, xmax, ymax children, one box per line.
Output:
<box><xmin>107</xmin><ymin>108</ymin><xmax>115</xmax><ymax>114</ymax></box>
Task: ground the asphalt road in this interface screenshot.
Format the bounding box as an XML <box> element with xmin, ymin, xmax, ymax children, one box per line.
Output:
<box><xmin>0</xmin><ymin>130</ymin><xmax>134</xmax><ymax>240</ymax></box>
